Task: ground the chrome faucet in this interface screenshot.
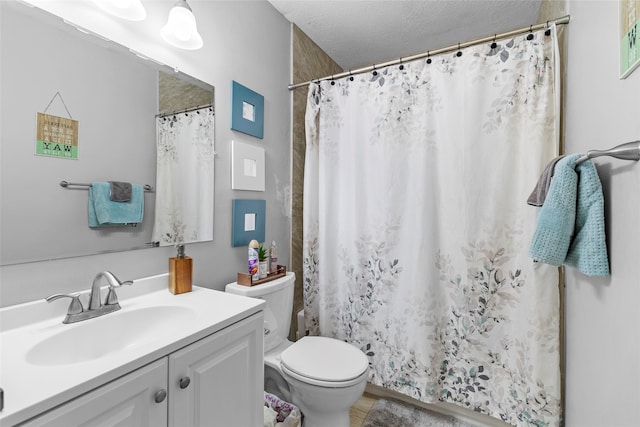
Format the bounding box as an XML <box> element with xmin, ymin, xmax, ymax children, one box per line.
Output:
<box><xmin>46</xmin><ymin>271</ymin><xmax>133</xmax><ymax>324</ymax></box>
<box><xmin>89</xmin><ymin>271</ymin><xmax>133</xmax><ymax>311</ymax></box>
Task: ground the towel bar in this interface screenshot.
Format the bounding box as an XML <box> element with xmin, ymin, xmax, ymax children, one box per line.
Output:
<box><xmin>60</xmin><ymin>181</ymin><xmax>154</xmax><ymax>192</ymax></box>
<box><xmin>574</xmin><ymin>140</ymin><xmax>640</xmax><ymax>165</ymax></box>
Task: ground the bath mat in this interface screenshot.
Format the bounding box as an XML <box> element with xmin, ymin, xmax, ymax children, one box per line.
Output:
<box><xmin>362</xmin><ymin>398</ymin><xmax>477</xmax><ymax>427</ymax></box>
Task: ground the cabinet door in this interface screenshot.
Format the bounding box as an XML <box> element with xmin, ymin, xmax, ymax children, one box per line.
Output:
<box><xmin>169</xmin><ymin>313</ymin><xmax>264</xmax><ymax>427</ymax></box>
<box><xmin>23</xmin><ymin>358</ymin><xmax>168</xmax><ymax>427</ymax></box>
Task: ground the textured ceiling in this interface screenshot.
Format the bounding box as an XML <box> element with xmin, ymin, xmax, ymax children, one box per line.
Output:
<box><xmin>268</xmin><ymin>0</ymin><xmax>543</xmax><ymax>70</ymax></box>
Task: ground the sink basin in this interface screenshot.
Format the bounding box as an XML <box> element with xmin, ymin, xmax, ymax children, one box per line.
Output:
<box><xmin>26</xmin><ymin>305</ymin><xmax>196</xmax><ymax>366</ymax></box>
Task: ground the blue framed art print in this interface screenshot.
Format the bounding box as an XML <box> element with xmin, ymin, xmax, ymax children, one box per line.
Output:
<box><xmin>231</xmin><ymin>81</ymin><xmax>264</xmax><ymax>139</ymax></box>
<box><xmin>231</xmin><ymin>199</ymin><xmax>266</xmax><ymax>247</ymax></box>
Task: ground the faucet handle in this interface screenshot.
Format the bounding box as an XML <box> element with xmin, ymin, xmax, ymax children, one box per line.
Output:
<box><xmin>105</xmin><ymin>279</ymin><xmax>133</xmax><ymax>306</ymax></box>
<box><xmin>46</xmin><ymin>293</ymin><xmax>84</xmax><ymax>315</ymax></box>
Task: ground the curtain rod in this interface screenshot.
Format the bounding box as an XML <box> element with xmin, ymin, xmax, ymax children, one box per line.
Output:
<box><xmin>155</xmin><ymin>103</ymin><xmax>214</xmax><ymax>119</ymax></box>
<box><xmin>288</xmin><ymin>15</ymin><xmax>570</xmax><ymax>90</ymax></box>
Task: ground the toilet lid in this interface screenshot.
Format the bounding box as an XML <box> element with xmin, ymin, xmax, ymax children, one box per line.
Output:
<box><xmin>280</xmin><ymin>336</ymin><xmax>368</xmax><ymax>382</ymax></box>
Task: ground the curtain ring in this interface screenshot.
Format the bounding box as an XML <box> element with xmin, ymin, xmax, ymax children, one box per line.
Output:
<box><xmin>545</xmin><ymin>21</ymin><xmax>551</xmax><ymax>36</ymax></box>
<box><xmin>456</xmin><ymin>43</ymin><xmax>462</xmax><ymax>57</ymax></box>
<box><xmin>330</xmin><ymin>74</ymin><xmax>335</xmax><ymax>86</ymax></box>
<box><xmin>399</xmin><ymin>57</ymin><xmax>404</xmax><ymax>70</ymax></box>
<box><xmin>348</xmin><ymin>71</ymin><xmax>354</xmax><ymax>81</ymax></box>
<box><xmin>526</xmin><ymin>25</ymin><xmax>534</xmax><ymax>41</ymax></box>
<box><xmin>372</xmin><ymin>65</ymin><xmax>378</xmax><ymax>76</ymax></box>
<box><xmin>490</xmin><ymin>34</ymin><xmax>497</xmax><ymax>49</ymax></box>
<box><xmin>426</xmin><ymin>51</ymin><xmax>432</xmax><ymax>64</ymax></box>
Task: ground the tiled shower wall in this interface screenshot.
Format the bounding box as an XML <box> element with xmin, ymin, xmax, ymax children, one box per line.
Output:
<box><xmin>158</xmin><ymin>72</ymin><xmax>214</xmax><ymax>116</ymax></box>
<box><xmin>290</xmin><ymin>25</ymin><xmax>342</xmax><ymax>340</ymax></box>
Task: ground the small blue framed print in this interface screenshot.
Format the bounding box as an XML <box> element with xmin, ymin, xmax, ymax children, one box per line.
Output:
<box><xmin>231</xmin><ymin>199</ymin><xmax>266</xmax><ymax>247</ymax></box>
<box><xmin>231</xmin><ymin>81</ymin><xmax>264</xmax><ymax>139</ymax></box>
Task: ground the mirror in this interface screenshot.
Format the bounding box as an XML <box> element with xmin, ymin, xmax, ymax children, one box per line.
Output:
<box><xmin>0</xmin><ymin>2</ymin><xmax>215</xmax><ymax>265</ymax></box>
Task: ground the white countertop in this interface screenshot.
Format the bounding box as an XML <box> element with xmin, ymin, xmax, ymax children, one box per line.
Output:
<box><xmin>0</xmin><ymin>274</ymin><xmax>264</xmax><ymax>426</ymax></box>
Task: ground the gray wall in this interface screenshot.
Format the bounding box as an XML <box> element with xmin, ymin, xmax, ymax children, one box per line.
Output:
<box><xmin>0</xmin><ymin>0</ymin><xmax>292</xmax><ymax>306</ymax></box>
<box><xmin>564</xmin><ymin>1</ymin><xmax>640</xmax><ymax>425</ymax></box>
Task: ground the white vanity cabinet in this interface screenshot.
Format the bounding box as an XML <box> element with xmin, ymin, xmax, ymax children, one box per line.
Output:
<box><xmin>169</xmin><ymin>311</ymin><xmax>264</xmax><ymax>427</ymax></box>
<box><xmin>21</xmin><ymin>358</ymin><xmax>168</xmax><ymax>427</ymax></box>
<box><xmin>20</xmin><ymin>313</ymin><xmax>264</xmax><ymax>427</ymax></box>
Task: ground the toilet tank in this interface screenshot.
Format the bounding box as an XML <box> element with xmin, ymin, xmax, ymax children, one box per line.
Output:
<box><xmin>225</xmin><ymin>272</ymin><xmax>295</xmax><ymax>352</ymax></box>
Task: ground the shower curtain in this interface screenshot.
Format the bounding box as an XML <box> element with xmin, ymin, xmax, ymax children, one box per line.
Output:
<box><xmin>303</xmin><ymin>27</ymin><xmax>561</xmax><ymax>426</ymax></box>
<box><xmin>153</xmin><ymin>107</ymin><xmax>214</xmax><ymax>245</ymax></box>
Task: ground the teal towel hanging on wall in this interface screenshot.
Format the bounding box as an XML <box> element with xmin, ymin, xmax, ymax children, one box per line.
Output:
<box><xmin>529</xmin><ymin>154</ymin><xmax>609</xmax><ymax>276</ymax></box>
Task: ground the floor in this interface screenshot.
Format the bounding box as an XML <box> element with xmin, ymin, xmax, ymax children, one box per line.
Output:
<box><xmin>349</xmin><ymin>392</ymin><xmax>378</xmax><ymax>427</ymax></box>
<box><xmin>350</xmin><ymin>391</ymin><xmax>508</xmax><ymax>427</ymax></box>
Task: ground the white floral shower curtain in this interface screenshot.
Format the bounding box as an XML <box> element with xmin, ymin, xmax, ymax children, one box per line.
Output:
<box><xmin>153</xmin><ymin>107</ymin><xmax>214</xmax><ymax>245</ymax></box>
<box><xmin>303</xmin><ymin>27</ymin><xmax>561</xmax><ymax>426</ymax></box>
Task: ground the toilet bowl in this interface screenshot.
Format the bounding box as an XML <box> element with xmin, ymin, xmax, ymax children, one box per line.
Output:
<box><xmin>225</xmin><ymin>272</ymin><xmax>369</xmax><ymax>427</ymax></box>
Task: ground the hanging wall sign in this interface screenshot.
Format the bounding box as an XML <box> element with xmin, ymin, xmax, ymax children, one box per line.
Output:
<box><xmin>35</xmin><ymin>112</ymin><xmax>79</xmax><ymax>159</ymax></box>
<box><xmin>620</xmin><ymin>0</ymin><xmax>640</xmax><ymax>78</ymax></box>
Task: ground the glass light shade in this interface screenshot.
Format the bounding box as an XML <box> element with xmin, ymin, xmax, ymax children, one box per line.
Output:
<box><xmin>161</xmin><ymin>1</ymin><xmax>203</xmax><ymax>50</ymax></box>
<box><xmin>92</xmin><ymin>0</ymin><xmax>146</xmax><ymax>21</ymax></box>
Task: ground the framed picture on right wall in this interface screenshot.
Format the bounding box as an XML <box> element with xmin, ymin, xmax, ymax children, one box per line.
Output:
<box><xmin>620</xmin><ymin>0</ymin><xmax>640</xmax><ymax>78</ymax></box>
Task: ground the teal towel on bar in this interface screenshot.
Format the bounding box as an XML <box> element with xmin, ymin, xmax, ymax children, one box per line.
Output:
<box><xmin>529</xmin><ymin>154</ymin><xmax>609</xmax><ymax>276</ymax></box>
<box><xmin>88</xmin><ymin>182</ymin><xmax>144</xmax><ymax>227</ymax></box>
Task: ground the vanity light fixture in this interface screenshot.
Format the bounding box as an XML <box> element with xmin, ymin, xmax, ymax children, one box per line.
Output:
<box><xmin>161</xmin><ymin>0</ymin><xmax>203</xmax><ymax>50</ymax></box>
<box><xmin>92</xmin><ymin>0</ymin><xmax>147</xmax><ymax>21</ymax></box>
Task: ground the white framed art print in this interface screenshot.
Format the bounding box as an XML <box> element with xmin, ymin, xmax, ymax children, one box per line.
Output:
<box><xmin>231</xmin><ymin>140</ymin><xmax>265</xmax><ymax>191</ymax></box>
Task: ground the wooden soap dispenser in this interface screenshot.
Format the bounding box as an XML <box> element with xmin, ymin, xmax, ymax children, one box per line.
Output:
<box><xmin>169</xmin><ymin>244</ymin><xmax>192</xmax><ymax>294</ymax></box>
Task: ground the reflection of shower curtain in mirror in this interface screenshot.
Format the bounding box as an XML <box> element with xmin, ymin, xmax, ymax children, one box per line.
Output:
<box><xmin>153</xmin><ymin>107</ymin><xmax>214</xmax><ymax>245</ymax></box>
<box><xmin>304</xmin><ymin>27</ymin><xmax>562</xmax><ymax>425</ymax></box>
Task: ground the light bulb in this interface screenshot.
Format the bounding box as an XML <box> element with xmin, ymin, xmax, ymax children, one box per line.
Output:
<box><xmin>161</xmin><ymin>1</ymin><xmax>203</xmax><ymax>50</ymax></box>
<box><xmin>169</xmin><ymin>7</ymin><xmax>196</xmax><ymax>41</ymax></box>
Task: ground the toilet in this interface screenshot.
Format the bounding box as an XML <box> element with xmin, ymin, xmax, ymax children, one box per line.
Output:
<box><xmin>225</xmin><ymin>272</ymin><xmax>369</xmax><ymax>427</ymax></box>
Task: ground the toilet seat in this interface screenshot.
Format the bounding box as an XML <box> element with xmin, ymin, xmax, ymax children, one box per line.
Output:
<box><xmin>280</xmin><ymin>336</ymin><xmax>369</xmax><ymax>387</ymax></box>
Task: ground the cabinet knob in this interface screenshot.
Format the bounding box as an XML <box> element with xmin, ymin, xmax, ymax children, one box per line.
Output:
<box><xmin>179</xmin><ymin>376</ymin><xmax>191</xmax><ymax>389</ymax></box>
<box><xmin>154</xmin><ymin>389</ymin><xmax>167</xmax><ymax>403</ymax></box>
